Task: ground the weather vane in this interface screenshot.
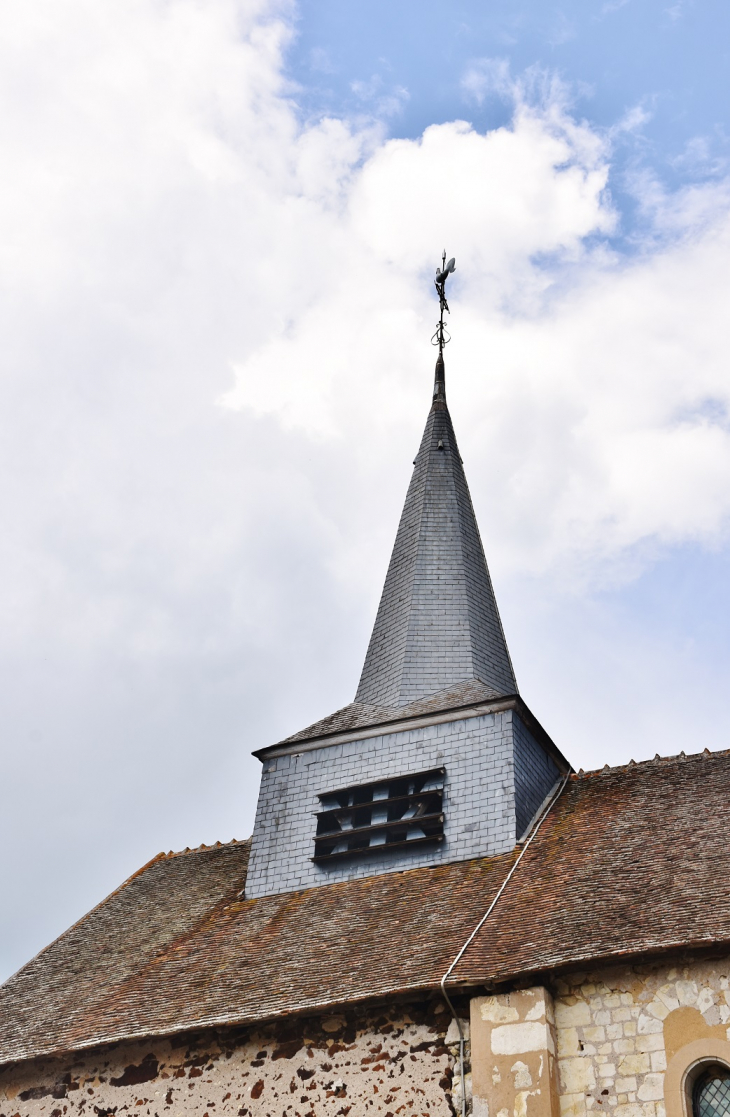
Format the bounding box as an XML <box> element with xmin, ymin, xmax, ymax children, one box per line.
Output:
<box><xmin>432</xmin><ymin>250</ymin><xmax>456</xmax><ymax>359</ymax></box>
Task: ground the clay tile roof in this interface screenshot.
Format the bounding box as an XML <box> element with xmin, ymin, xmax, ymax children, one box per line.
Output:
<box><xmin>451</xmin><ymin>746</ymin><xmax>730</xmax><ymax>983</ymax></box>
<box><xmin>2</xmin><ymin>749</ymin><xmax>730</xmax><ymax>1067</ymax></box>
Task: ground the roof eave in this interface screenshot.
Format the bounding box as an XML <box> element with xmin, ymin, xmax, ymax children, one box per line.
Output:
<box><xmin>6</xmin><ymin>936</ymin><xmax>730</xmax><ymax>1073</ymax></box>
<box><xmin>253</xmin><ymin>693</ymin><xmax>570</xmax><ymax>771</ymax></box>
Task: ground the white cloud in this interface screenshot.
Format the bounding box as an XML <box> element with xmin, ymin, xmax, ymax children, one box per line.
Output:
<box><xmin>1</xmin><ymin>0</ymin><xmax>730</xmax><ymax>982</ymax></box>
<box><xmin>609</xmin><ymin>102</ymin><xmax>653</xmax><ymax>137</ymax></box>
<box><xmin>461</xmin><ymin>57</ymin><xmax>513</xmax><ymax>105</ymax></box>
<box><xmin>349</xmin><ymin>74</ymin><xmax>410</xmax><ymax>119</ymax></box>
<box><xmin>222</xmin><ymin>65</ymin><xmax>730</xmax><ymax>588</ymax></box>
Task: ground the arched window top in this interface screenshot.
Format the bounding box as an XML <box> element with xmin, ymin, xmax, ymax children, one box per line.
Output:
<box><xmin>693</xmin><ymin>1065</ymin><xmax>730</xmax><ymax>1117</ymax></box>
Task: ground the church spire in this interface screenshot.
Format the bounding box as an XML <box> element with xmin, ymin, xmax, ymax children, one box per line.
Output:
<box><xmin>249</xmin><ymin>258</ymin><xmax>565</xmax><ymax>900</ymax></box>
<box><xmin>355</xmin><ymin>255</ymin><xmax>517</xmax><ymax>708</ymax></box>
<box><xmin>433</xmin><ymin>350</ymin><xmax>446</xmax><ymax>408</ymax></box>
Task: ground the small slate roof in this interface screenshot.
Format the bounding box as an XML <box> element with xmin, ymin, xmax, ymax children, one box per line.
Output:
<box><xmin>355</xmin><ymin>380</ymin><xmax>516</xmax><ymax>710</ymax></box>
<box><xmin>275</xmin><ymin>679</ymin><xmax>513</xmax><ymax>748</ymax></box>
<box><xmin>2</xmin><ymin>748</ymin><xmax>730</xmax><ymax>1068</ymax></box>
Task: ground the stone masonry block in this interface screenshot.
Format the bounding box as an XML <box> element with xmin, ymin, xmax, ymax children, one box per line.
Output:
<box><xmin>472</xmin><ymin>988</ymin><xmax>560</xmax><ymax>1117</ymax></box>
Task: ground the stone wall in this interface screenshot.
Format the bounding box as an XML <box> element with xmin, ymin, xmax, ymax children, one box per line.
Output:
<box><xmin>466</xmin><ymin>955</ymin><xmax>730</xmax><ymax>1117</ymax></box>
<box><xmin>0</xmin><ymin>1001</ymin><xmax>462</xmax><ymax>1117</ymax></box>
<box><xmin>470</xmin><ymin>987</ymin><xmax>558</xmax><ymax>1117</ymax></box>
<box><xmin>6</xmin><ymin>957</ymin><xmax>729</xmax><ymax>1117</ymax></box>
<box><xmin>553</xmin><ymin>955</ymin><xmax>730</xmax><ymax>1117</ymax></box>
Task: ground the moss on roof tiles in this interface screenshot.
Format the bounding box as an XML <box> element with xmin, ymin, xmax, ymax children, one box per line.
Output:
<box><xmin>2</xmin><ymin>750</ymin><xmax>730</xmax><ymax>1068</ymax></box>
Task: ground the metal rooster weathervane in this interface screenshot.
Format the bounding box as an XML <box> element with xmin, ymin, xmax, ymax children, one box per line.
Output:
<box><xmin>432</xmin><ymin>251</ymin><xmax>456</xmax><ymax>359</ymax></box>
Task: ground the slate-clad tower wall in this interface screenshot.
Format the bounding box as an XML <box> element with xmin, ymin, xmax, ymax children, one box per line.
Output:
<box><xmin>246</xmin><ymin>350</ymin><xmax>570</xmax><ymax>900</ymax></box>
<box><xmin>245</xmin><ymin>708</ymin><xmax>559</xmax><ymax>898</ymax></box>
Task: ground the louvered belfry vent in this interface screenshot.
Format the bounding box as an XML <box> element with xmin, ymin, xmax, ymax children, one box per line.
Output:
<box><xmin>313</xmin><ymin>769</ymin><xmax>445</xmax><ymax>863</ymax></box>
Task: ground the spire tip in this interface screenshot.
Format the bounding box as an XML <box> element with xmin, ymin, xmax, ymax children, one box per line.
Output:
<box><xmin>431</xmin><ymin>252</ymin><xmax>455</xmax><ymax>407</ymax></box>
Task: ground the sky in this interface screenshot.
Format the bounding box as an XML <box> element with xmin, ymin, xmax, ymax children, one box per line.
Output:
<box><xmin>1</xmin><ymin>0</ymin><xmax>730</xmax><ymax>982</ymax></box>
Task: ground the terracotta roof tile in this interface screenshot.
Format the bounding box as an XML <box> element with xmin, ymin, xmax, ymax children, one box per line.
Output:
<box><xmin>452</xmin><ymin>746</ymin><xmax>730</xmax><ymax>984</ymax></box>
<box><xmin>2</xmin><ymin>749</ymin><xmax>729</xmax><ymax>1068</ymax></box>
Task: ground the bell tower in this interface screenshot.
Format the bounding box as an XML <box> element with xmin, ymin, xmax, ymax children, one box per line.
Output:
<box><xmin>245</xmin><ymin>256</ymin><xmax>569</xmax><ymax>900</ymax></box>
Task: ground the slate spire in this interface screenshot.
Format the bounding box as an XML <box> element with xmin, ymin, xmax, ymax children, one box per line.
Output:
<box><xmin>355</xmin><ymin>350</ymin><xmax>517</xmax><ymax>708</ymax></box>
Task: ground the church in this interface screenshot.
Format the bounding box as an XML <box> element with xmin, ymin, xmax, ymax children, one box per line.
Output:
<box><xmin>2</xmin><ymin>260</ymin><xmax>730</xmax><ymax>1117</ymax></box>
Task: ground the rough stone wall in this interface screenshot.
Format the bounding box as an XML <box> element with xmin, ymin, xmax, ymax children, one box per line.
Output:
<box><xmin>246</xmin><ymin>712</ymin><xmax>522</xmax><ymax>899</ymax></box>
<box><xmin>8</xmin><ymin>957</ymin><xmax>728</xmax><ymax>1117</ymax></box>
<box><xmin>467</xmin><ymin>956</ymin><xmax>730</xmax><ymax>1117</ymax></box>
<box><xmin>0</xmin><ymin>1002</ymin><xmax>463</xmax><ymax>1117</ymax></box>
<box><xmin>553</xmin><ymin>956</ymin><xmax>730</xmax><ymax>1117</ymax></box>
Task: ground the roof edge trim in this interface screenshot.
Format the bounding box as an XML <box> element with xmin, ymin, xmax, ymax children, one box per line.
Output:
<box><xmin>254</xmin><ymin>694</ymin><xmax>570</xmax><ymax>772</ymax></box>
<box><xmin>454</xmin><ymin>936</ymin><xmax>730</xmax><ymax>993</ymax></box>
